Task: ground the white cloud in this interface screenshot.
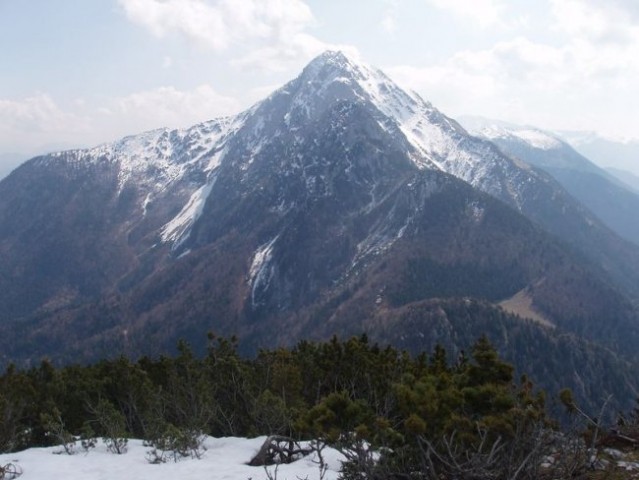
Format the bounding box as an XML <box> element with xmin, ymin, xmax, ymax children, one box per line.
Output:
<box><xmin>548</xmin><ymin>0</ymin><xmax>639</xmax><ymax>79</ymax></box>
<box><xmin>118</xmin><ymin>0</ymin><xmax>232</xmax><ymax>50</ymax></box>
<box><xmin>386</xmin><ymin>25</ymin><xmax>639</xmax><ymax>138</ymax></box>
<box><xmin>0</xmin><ymin>94</ymin><xmax>90</xmax><ymax>154</ymax></box>
<box><xmin>0</xmin><ymin>94</ymin><xmax>78</xmax><ymax>133</ymax></box>
<box><xmin>0</xmin><ymin>85</ymin><xmax>244</xmax><ymax>155</ymax></box>
<box><xmin>550</xmin><ymin>0</ymin><xmax>639</xmax><ymax>43</ymax></box>
<box><xmin>117</xmin><ymin>0</ymin><xmax>334</xmax><ymax>69</ymax></box>
<box><xmin>386</xmin><ymin>36</ymin><xmax>565</xmax><ymax>107</ymax></box>
<box><xmin>230</xmin><ymin>34</ymin><xmax>358</xmax><ymax>72</ymax></box>
<box><xmin>230</xmin><ymin>31</ymin><xmax>323</xmax><ymax>71</ymax></box>
<box><xmin>424</xmin><ymin>0</ymin><xmax>506</xmax><ymax>28</ymax></box>
<box><xmin>383</xmin><ymin>0</ymin><xmax>639</xmax><ymax>138</ymax></box>
<box><xmin>105</xmin><ymin>84</ymin><xmax>241</xmax><ymax>132</ymax></box>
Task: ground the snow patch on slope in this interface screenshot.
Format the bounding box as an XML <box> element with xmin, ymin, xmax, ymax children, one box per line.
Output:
<box><xmin>161</xmin><ymin>175</ymin><xmax>218</xmax><ymax>248</ymax></box>
<box><xmin>249</xmin><ymin>236</ymin><xmax>279</xmax><ymax>306</ymax></box>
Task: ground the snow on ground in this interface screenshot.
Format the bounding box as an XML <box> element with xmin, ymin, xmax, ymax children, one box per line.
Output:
<box><xmin>0</xmin><ymin>436</ymin><xmax>345</xmax><ymax>480</ymax></box>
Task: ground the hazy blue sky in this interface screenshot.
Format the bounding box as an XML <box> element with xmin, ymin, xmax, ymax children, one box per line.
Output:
<box><xmin>2</xmin><ymin>0</ymin><xmax>638</xmax><ymax>165</ymax></box>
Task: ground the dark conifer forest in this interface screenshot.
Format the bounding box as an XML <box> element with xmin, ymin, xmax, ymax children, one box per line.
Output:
<box><xmin>2</xmin><ymin>334</ymin><xmax>638</xmax><ymax>479</ymax></box>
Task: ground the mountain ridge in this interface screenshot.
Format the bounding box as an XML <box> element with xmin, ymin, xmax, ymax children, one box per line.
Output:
<box><xmin>2</xmin><ymin>51</ymin><xmax>639</xmax><ymax>410</ymax></box>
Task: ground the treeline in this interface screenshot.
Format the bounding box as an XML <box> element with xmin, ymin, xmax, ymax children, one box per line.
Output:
<box><xmin>0</xmin><ymin>334</ymin><xmax>624</xmax><ymax>478</ymax></box>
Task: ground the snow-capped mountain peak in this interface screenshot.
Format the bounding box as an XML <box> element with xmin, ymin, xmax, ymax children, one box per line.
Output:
<box><xmin>152</xmin><ymin>52</ymin><xmax>565</xmax><ymax>250</ymax></box>
<box><xmin>460</xmin><ymin>116</ymin><xmax>563</xmax><ymax>151</ymax></box>
<box><xmin>24</xmin><ymin>53</ymin><xmax>583</xmax><ymax>254</ymax></box>
<box><xmin>261</xmin><ymin>51</ymin><xmax>479</xmax><ymax>173</ymax></box>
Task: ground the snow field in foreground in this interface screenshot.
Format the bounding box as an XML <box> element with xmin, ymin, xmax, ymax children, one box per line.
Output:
<box><xmin>0</xmin><ymin>436</ymin><xmax>345</xmax><ymax>480</ymax></box>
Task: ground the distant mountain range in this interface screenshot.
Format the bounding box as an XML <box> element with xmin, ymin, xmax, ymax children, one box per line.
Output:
<box><xmin>461</xmin><ymin>116</ymin><xmax>639</xmax><ymax>248</ymax></box>
<box><xmin>558</xmin><ymin>131</ymin><xmax>639</xmax><ymax>178</ymax></box>
<box><xmin>606</xmin><ymin>167</ymin><xmax>639</xmax><ymax>194</ymax></box>
<box><xmin>1</xmin><ymin>52</ymin><xmax>638</xmax><ymax>410</ymax></box>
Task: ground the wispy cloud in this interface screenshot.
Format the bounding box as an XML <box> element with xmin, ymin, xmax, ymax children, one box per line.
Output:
<box><xmin>551</xmin><ymin>0</ymin><xmax>630</xmax><ymax>41</ymax></box>
<box><xmin>117</xmin><ymin>0</ymin><xmax>346</xmax><ymax>70</ymax></box>
<box><xmin>0</xmin><ymin>84</ymin><xmax>244</xmax><ymax>155</ymax></box>
<box><xmin>548</xmin><ymin>0</ymin><xmax>639</xmax><ymax>82</ymax></box>
<box><xmin>393</xmin><ymin>42</ymin><xmax>628</xmax><ymax>132</ymax></box>
<box><xmin>382</xmin><ymin>0</ymin><xmax>639</xmax><ymax>138</ymax></box>
<box><xmin>0</xmin><ymin>94</ymin><xmax>90</xmax><ymax>153</ymax></box>
<box><xmin>104</xmin><ymin>84</ymin><xmax>241</xmax><ymax>131</ymax></box>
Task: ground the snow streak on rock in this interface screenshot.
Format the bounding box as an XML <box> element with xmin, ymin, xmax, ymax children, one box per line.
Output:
<box><xmin>249</xmin><ymin>236</ymin><xmax>279</xmax><ymax>307</ymax></box>
<box><xmin>161</xmin><ymin>175</ymin><xmax>218</xmax><ymax>248</ymax></box>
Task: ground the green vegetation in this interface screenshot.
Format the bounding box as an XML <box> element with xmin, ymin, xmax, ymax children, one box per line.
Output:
<box><xmin>0</xmin><ymin>334</ymin><xmax>635</xmax><ymax>478</ymax></box>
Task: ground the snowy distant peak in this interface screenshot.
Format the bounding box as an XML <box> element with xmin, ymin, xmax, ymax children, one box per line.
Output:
<box><xmin>482</xmin><ymin>125</ymin><xmax>562</xmax><ymax>151</ymax></box>
<box><xmin>460</xmin><ymin>116</ymin><xmax>563</xmax><ymax>151</ymax></box>
<box><xmin>460</xmin><ymin>115</ymin><xmax>625</xmax><ymax>184</ymax></box>
<box><xmin>509</xmin><ymin>129</ymin><xmax>563</xmax><ymax>150</ymax></box>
